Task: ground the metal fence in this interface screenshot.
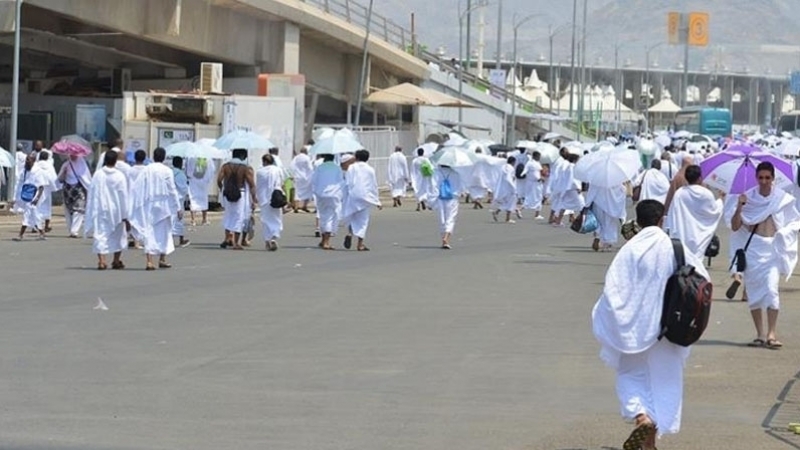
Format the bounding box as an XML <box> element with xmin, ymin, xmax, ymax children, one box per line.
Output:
<box><xmin>299</xmin><ymin>0</ymin><xmax>412</xmax><ymax>51</ymax></box>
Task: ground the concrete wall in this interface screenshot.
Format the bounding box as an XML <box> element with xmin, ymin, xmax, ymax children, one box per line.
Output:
<box><xmin>420</xmin><ymin>67</ymin><xmax>509</xmax><ymax>142</ymax></box>
<box><xmin>129</xmin><ymin>77</ymin><xmax>259</xmax><ymax>95</ymax></box>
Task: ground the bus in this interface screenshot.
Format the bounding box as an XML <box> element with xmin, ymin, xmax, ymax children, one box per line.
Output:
<box><xmin>777</xmin><ymin>111</ymin><xmax>800</xmax><ymax>136</ymax></box>
<box><xmin>674</xmin><ymin>106</ymin><xmax>732</xmax><ymax>137</ymax></box>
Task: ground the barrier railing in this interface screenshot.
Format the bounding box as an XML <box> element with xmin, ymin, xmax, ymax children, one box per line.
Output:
<box><xmin>298</xmin><ymin>0</ymin><xmax>411</xmax><ymax>50</ymax></box>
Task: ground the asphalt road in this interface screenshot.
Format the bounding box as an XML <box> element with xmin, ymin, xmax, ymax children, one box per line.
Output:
<box><xmin>0</xmin><ymin>203</ymin><xmax>799</xmax><ymax>450</ymax></box>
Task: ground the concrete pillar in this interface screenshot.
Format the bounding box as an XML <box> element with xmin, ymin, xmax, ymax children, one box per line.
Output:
<box><xmin>698</xmin><ymin>84</ymin><xmax>709</xmax><ymax>107</ymax></box>
<box><xmin>633</xmin><ymin>75</ymin><xmax>643</xmax><ymax>111</ymax></box>
<box><xmin>266</xmin><ymin>22</ymin><xmax>300</xmax><ymax>74</ymax></box>
<box><xmin>654</xmin><ymin>73</ymin><xmax>664</xmax><ymax>102</ymax></box>
<box><xmin>763</xmin><ymin>79</ymin><xmax>773</xmax><ymax>128</ymax></box>
<box><xmin>748</xmin><ymin>79</ymin><xmax>758</xmax><ymax>126</ymax></box>
<box><xmin>721</xmin><ymin>77</ymin><xmax>734</xmax><ymax>109</ymax></box>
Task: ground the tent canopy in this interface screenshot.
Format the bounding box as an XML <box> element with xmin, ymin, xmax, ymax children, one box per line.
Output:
<box><xmin>365</xmin><ymin>83</ymin><xmax>477</xmax><ymax>107</ymax></box>
<box><xmin>649</xmin><ymin>98</ymin><xmax>681</xmax><ymax>113</ymax></box>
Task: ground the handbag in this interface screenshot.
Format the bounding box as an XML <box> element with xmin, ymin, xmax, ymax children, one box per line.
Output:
<box><xmin>631</xmin><ymin>170</ymin><xmax>647</xmax><ymax>202</ymax></box>
<box><xmin>621</xmin><ymin>219</ymin><xmax>641</xmax><ymax>240</ymax></box>
<box><xmin>570</xmin><ymin>205</ymin><xmax>598</xmax><ymax>234</ymax></box>
<box><xmin>729</xmin><ymin>223</ymin><xmax>759</xmax><ymax>273</ymax></box>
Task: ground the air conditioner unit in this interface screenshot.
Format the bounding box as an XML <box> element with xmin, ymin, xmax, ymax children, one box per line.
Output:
<box><xmin>200</xmin><ymin>62</ymin><xmax>223</xmax><ymax>94</ymax></box>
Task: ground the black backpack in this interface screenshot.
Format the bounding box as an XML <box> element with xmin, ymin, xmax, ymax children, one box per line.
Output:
<box><xmin>659</xmin><ymin>239</ymin><xmax>713</xmax><ymax>347</ymax></box>
<box><xmin>704</xmin><ymin>234</ymin><xmax>720</xmax><ymax>258</ymax></box>
<box><xmin>222</xmin><ymin>166</ymin><xmax>243</xmax><ymax>202</ymax></box>
<box><xmin>269</xmin><ymin>189</ymin><xmax>287</xmax><ymax>209</ymax></box>
<box><xmin>514</xmin><ymin>163</ymin><xmax>526</xmax><ymax>179</ymax></box>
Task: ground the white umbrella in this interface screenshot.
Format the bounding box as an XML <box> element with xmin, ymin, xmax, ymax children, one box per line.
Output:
<box><xmin>592</xmin><ymin>141</ymin><xmax>615</xmax><ymax>153</ymax></box>
<box><xmin>0</xmin><ymin>147</ymin><xmax>13</xmax><ymax>168</ymax></box>
<box><xmin>515</xmin><ymin>140</ymin><xmax>538</xmax><ymax>150</ymax></box>
<box><xmin>543</xmin><ymin>132</ymin><xmax>561</xmax><ymax>141</ymax></box>
<box><xmin>195</xmin><ymin>138</ymin><xmax>229</xmax><ymax>159</ymax></box>
<box><xmin>430</xmin><ymin>146</ymin><xmax>479</xmax><ymax>167</ymax></box>
<box><xmin>574</xmin><ymin>148</ymin><xmax>642</xmax><ymax>187</ymax></box>
<box><xmin>777</xmin><ymin>139</ymin><xmax>800</xmax><ymax>157</ymax></box>
<box><xmin>309</xmin><ymin>128</ymin><xmax>364</xmax><ymax>155</ymax></box>
<box><xmin>443</xmin><ymin>134</ymin><xmax>468</xmax><ymax>147</ymax></box>
<box><xmin>312</xmin><ymin>127</ymin><xmax>336</xmax><ymax>141</ymax></box>
<box><xmin>214</xmin><ymin>130</ymin><xmax>275</xmax><ymax>151</ymax></box>
<box><xmin>637</xmin><ymin>138</ymin><xmax>658</xmax><ymax>156</ymax></box>
<box><xmin>564</xmin><ymin>141</ymin><xmax>584</xmax><ymax>156</ymax></box>
<box><xmin>416</xmin><ymin>142</ymin><xmax>440</xmax><ymax>157</ymax></box>
<box><xmin>654</xmin><ymin>134</ymin><xmax>672</xmax><ymax>149</ymax></box>
<box><xmin>535</xmin><ymin>142</ymin><xmax>560</xmax><ymax>164</ymax></box>
<box><xmin>672</xmin><ymin>130</ymin><xmax>691</xmax><ymax>139</ymax></box>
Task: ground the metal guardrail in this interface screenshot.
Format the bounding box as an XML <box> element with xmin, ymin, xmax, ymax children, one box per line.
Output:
<box><xmin>299</xmin><ymin>0</ymin><xmax>412</xmax><ymax>51</ymax></box>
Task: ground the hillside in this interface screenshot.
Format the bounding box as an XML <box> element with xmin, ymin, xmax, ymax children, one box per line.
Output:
<box><xmin>379</xmin><ymin>0</ymin><xmax>800</xmax><ymax>75</ymax></box>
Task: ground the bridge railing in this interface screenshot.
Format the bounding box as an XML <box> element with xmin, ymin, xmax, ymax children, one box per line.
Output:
<box><xmin>299</xmin><ymin>0</ymin><xmax>411</xmax><ymax>50</ymax></box>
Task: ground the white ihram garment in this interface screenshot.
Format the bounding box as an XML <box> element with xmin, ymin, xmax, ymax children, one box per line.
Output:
<box><xmin>468</xmin><ymin>154</ymin><xmax>500</xmax><ymax>200</ymax></box>
<box><xmin>256</xmin><ymin>165</ymin><xmax>286</xmax><ymax>240</ymax></box>
<box><xmin>738</xmin><ymin>186</ymin><xmax>800</xmax><ymax>310</ymax></box>
<box><xmin>34</xmin><ymin>161</ymin><xmax>58</xmax><ymax>221</ymax></box>
<box><xmin>85</xmin><ymin>167</ymin><xmax>129</xmax><ymax>255</ymax></box>
<box><xmin>636</xmin><ymin>168</ymin><xmax>671</xmax><ymax>204</ymax></box>
<box><xmin>431</xmin><ymin>167</ymin><xmax>463</xmax><ymax>234</ymax></box>
<box><xmin>220</xmin><ymin>162</ymin><xmax>252</xmax><ymax>233</ymax></box>
<box><xmin>585</xmin><ymin>184</ymin><xmax>627</xmax><ymax>246</ymax></box>
<box><xmin>291</xmin><ymin>153</ymin><xmax>315</xmax><ymax>201</ymax></box>
<box><xmin>129</xmin><ymin>162</ymin><xmax>181</xmax><ymax>256</ymax></box>
<box><xmin>522</xmin><ymin>159</ymin><xmax>543</xmax><ymax>210</ymax></box>
<box><xmin>665</xmin><ymin>185</ymin><xmax>723</xmax><ymax>262</ymax></box>
<box><xmin>312</xmin><ymin>162</ymin><xmax>345</xmax><ymax>234</ymax></box>
<box><xmin>410</xmin><ymin>156</ymin><xmax>434</xmax><ymax>203</ymax></box>
<box><xmin>342</xmin><ymin>162</ymin><xmax>380</xmax><ymax>239</ymax></box>
<box><xmin>15</xmin><ymin>167</ymin><xmax>45</xmax><ymax>228</ymax></box>
<box><xmin>559</xmin><ymin>169</ymin><xmax>585</xmax><ymax>212</ymax></box>
<box><xmin>387</xmin><ymin>152</ymin><xmax>409</xmax><ymax>197</ymax></box>
<box><xmin>493</xmin><ymin>164</ymin><xmax>517</xmax><ymax>211</ymax></box>
<box><xmin>592</xmin><ymin>226</ymin><xmax>708</xmax><ymax>436</ymax></box>
<box><xmin>186</xmin><ymin>158</ymin><xmax>216</xmax><ymax>212</ymax></box>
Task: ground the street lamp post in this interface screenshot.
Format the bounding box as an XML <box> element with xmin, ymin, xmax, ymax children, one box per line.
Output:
<box><xmin>568</xmin><ymin>0</ymin><xmax>578</xmax><ymax>119</ymax></box>
<box><xmin>508</xmin><ymin>13</ymin><xmax>540</xmax><ymax>144</ymax></box>
<box><xmin>9</xmin><ymin>0</ymin><xmax>23</xmax><ymax>197</ymax></box>
<box><xmin>644</xmin><ymin>42</ymin><xmax>664</xmax><ymax>132</ymax></box>
<box><xmin>577</xmin><ymin>0</ymin><xmax>587</xmax><ymax>141</ymax></box>
<box><xmin>458</xmin><ymin>0</ymin><xmax>489</xmax><ymax>133</ymax></box>
<box><xmin>548</xmin><ymin>23</ymin><xmax>571</xmax><ymax>101</ymax></box>
<box><xmin>614</xmin><ymin>42</ymin><xmax>626</xmax><ymax>133</ymax></box>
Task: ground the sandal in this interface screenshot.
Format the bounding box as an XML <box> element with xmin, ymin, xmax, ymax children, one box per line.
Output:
<box><xmin>112</xmin><ymin>261</ymin><xmax>125</xmax><ymax>270</ymax></box>
<box><xmin>146</xmin><ymin>264</ymin><xmax>156</xmax><ymax>271</ymax></box>
<box><xmin>158</xmin><ymin>262</ymin><xmax>172</xmax><ymax>269</ymax></box>
<box><xmin>623</xmin><ymin>421</ymin><xmax>655</xmax><ymax>450</ymax></box>
<box><xmin>357</xmin><ymin>246</ymin><xmax>370</xmax><ymax>252</ymax></box>
<box><xmin>343</xmin><ymin>235</ymin><xmax>352</xmax><ymax>250</ymax></box>
<box><xmin>726</xmin><ymin>280</ymin><xmax>741</xmax><ymax>300</ymax></box>
<box><xmin>97</xmin><ymin>263</ymin><xmax>107</xmax><ymax>271</ymax></box>
<box><xmin>766</xmin><ymin>339</ymin><xmax>783</xmax><ymax>350</ymax></box>
<box><xmin>747</xmin><ymin>338</ymin><xmax>765</xmax><ymax>347</ymax></box>
<box><xmin>592</xmin><ymin>237</ymin><xmax>600</xmax><ymax>252</ymax></box>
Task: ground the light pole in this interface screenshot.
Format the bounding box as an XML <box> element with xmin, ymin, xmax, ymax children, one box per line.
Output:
<box><xmin>568</xmin><ymin>0</ymin><xmax>578</xmax><ymax>118</ymax></box>
<box><xmin>353</xmin><ymin>0</ymin><xmax>375</xmax><ymax>127</ymax></box>
<box><xmin>613</xmin><ymin>42</ymin><xmax>626</xmax><ymax>132</ymax></box>
<box><xmin>548</xmin><ymin>22</ymin><xmax>572</xmax><ymax>101</ymax></box>
<box><xmin>458</xmin><ymin>0</ymin><xmax>489</xmax><ymax>133</ymax></box>
<box><xmin>494</xmin><ymin>0</ymin><xmax>502</xmax><ymax>70</ymax></box>
<box><xmin>9</xmin><ymin>0</ymin><xmax>22</xmax><ymax>197</ymax></box>
<box><xmin>644</xmin><ymin>42</ymin><xmax>664</xmax><ymax>132</ymax></box>
<box><xmin>577</xmin><ymin>0</ymin><xmax>587</xmax><ymax>140</ymax></box>
<box><xmin>508</xmin><ymin>13</ymin><xmax>540</xmax><ymax>144</ymax></box>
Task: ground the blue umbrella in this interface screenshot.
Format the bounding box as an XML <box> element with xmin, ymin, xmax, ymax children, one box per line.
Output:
<box><xmin>213</xmin><ymin>130</ymin><xmax>275</xmax><ymax>151</ymax></box>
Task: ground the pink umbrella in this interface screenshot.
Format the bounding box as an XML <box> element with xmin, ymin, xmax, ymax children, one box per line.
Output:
<box><xmin>51</xmin><ymin>135</ymin><xmax>92</xmax><ymax>157</ymax></box>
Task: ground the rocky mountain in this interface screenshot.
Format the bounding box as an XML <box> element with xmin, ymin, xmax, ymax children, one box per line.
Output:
<box><xmin>378</xmin><ymin>0</ymin><xmax>800</xmax><ymax>76</ymax></box>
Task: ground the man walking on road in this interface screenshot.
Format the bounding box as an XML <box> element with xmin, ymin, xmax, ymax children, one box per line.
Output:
<box><xmin>592</xmin><ymin>199</ymin><xmax>709</xmax><ymax>450</ymax></box>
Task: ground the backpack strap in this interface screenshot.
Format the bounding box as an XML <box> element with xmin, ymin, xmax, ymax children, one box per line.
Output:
<box><xmin>671</xmin><ymin>238</ymin><xmax>686</xmax><ymax>269</ymax></box>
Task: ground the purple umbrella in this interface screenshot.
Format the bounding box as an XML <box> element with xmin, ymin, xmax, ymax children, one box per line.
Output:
<box><xmin>699</xmin><ymin>143</ymin><xmax>794</xmax><ymax>194</ymax></box>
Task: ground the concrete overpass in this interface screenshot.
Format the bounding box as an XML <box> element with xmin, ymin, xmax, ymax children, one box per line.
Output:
<box><xmin>0</xmin><ymin>0</ymin><xmax>431</xmax><ymax>125</ymax></box>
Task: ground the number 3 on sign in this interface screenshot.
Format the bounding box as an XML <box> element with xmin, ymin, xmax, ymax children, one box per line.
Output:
<box><xmin>688</xmin><ymin>12</ymin><xmax>709</xmax><ymax>47</ymax></box>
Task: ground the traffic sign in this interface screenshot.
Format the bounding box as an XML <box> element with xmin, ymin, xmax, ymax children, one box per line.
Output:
<box><xmin>688</xmin><ymin>12</ymin><xmax>709</xmax><ymax>47</ymax></box>
<box><xmin>667</xmin><ymin>12</ymin><xmax>681</xmax><ymax>45</ymax></box>
<box><xmin>791</xmin><ymin>72</ymin><xmax>800</xmax><ymax>95</ymax></box>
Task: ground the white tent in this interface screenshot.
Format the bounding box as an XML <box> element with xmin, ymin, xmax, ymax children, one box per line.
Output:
<box><xmin>649</xmin><ymin>98</ymin><xmax>681</xmax><ymax>113</ymax></box>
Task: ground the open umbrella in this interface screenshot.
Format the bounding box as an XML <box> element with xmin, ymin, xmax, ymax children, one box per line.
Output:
<box><xmin>213</xmin><ymin>130</ymin><xmax>275</xmax><ymax>151</ymax></box>
<box><xmin>195</xmin><ymin>139</ymin><xmax>229</xmax><ymax>159</ymax></box>
<box><xmin>309</xmin><ymin>128</ymin><xmax>364</xmax><ymax>155</ymax></box>
<box><xmin>699</xmin><ymin>143</ymin><xmax>794</xmax><ymax>194</ymax></box>
<box><xmin>776</xmin><ymin>139</ymin><xmax>800</xmax><ymax>158</ymax></box>
<box><xmin>535</xmin><ymin>142</ymin><xmax>560</xmax><ymax>164</ymax></box>
<box><xmin>0</xmin><ymin>147</ymin><xmax>13</xmax><ymax>168</ymax></box>
<box><xmin>574</xmin><ymin>148</ymin><xmax>642</xmax><ymax>187</ymax></box>
<box><xmin>415</xmin><ymin>142</ymin><xmax>440</xmax><ymax>157</ymax></box>
<box><xmin>51</xmin><ymin>135</ymin><xmax>92</xmax><ymax>157</ymax></box>
<box><xmin>430</xmin><ymin>146</ymin><xmax>479</xmax><ymax>167</ymax></box>
<box><xmin>165</xmin><ymin>141</ymin><xmax>226</xmax><ymax>159</ymax></box>
<box><xmin>515</xmin><ymin>140</ymin><xmax>537</xmax><ymax>150</ymax></box>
